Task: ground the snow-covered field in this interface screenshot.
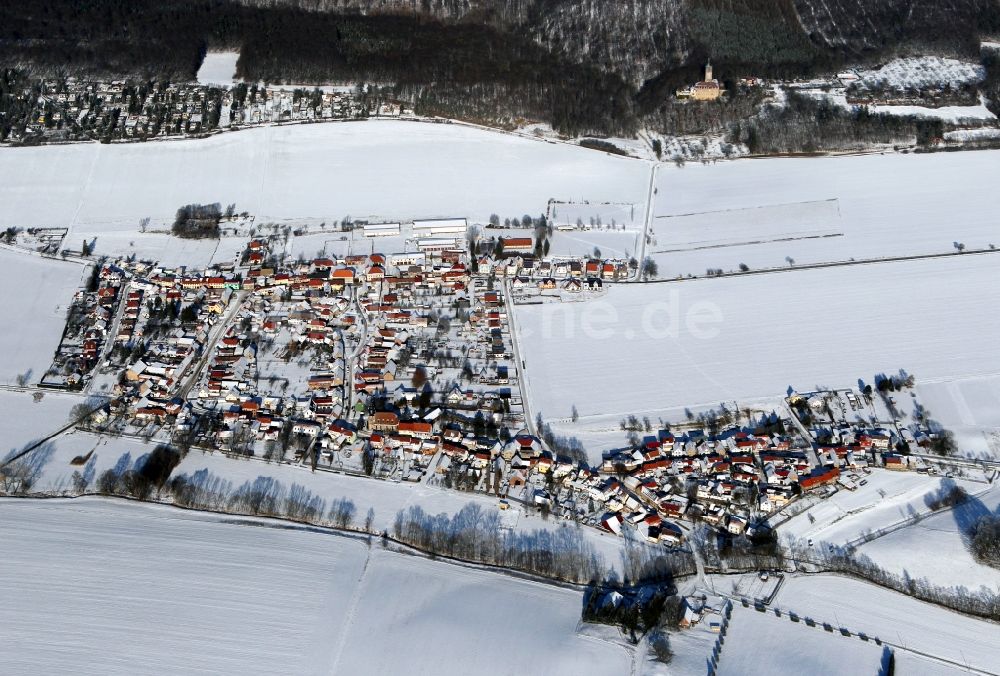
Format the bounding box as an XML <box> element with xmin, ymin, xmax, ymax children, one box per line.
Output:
<box><xmin>778</xmin><ymin>467</ymin><xmax>1000</xmax><ymax>592</ymax></box>
<box><xmin>0</xmin><ymin>249</ymin><xmax>87</xmax><ymax>385</ymax></box>
<box><xmin>0</xmin><ymin>389</ymin><xmax>80</xmax><ymax>457</ymax></box>
<box><xmin>0</xmin><ymin>498</ymin><xmax>629</xmax><ymax>675</ymax></box>
<box><xmin>11</xmin><ymin>430</ymin><xmax>630</xmax><ymax>570</ymax></box>
<box><xmin>770</xmin><ymin>574</ymin><xmax>1000</xmax><ymax>674</ymax></box>
<box><xmin>0</xmin><ymin>122</ymin><xmax>649</xmax><ymax>263</ymax></box>
<box><xmin>857</xmin><ymin>484</ymin><xmax>1000</xmax><ymax>591</ymax></box>
<box><xmin>331</xmin><ymin>548</ymin><xmax>630</xmax><ymax>675</ymax></box>
<box><xmin>196</xmin><ymin>51</ymin><xmax>240</xmax><ymax>86</ymax></box>
<box><xmin>652</xmin><ymin>150</ymin><xmax>1000</xmax><ymax>278</ymax></box>
<box><xmin>853</xmin><ymin>56</ymin><xmax>985</xmax><ymax>90</ymax></box>
<box><xmin>917</xmin><ymin>376</ymin><xmax>1000</xmax><ymax>458</ymax></box>
<box><xmin>779</xmin><ymin>471</ymin><xmax>986</xmax><ymax>546</ymax></box>
<box><xmin>715</xmin><ymin>605</ymin><xmax>884</xmax><ymax>676</ymax></box>
<box><xmin>516</xmin><ymin>253</ymin><xmax>1000</xmax><ymax>459</ymax></box>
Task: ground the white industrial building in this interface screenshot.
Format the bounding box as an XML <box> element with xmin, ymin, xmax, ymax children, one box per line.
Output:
<box><xmin>363</xmin><ymin>222</ymin><xmax>401</xmax><ymax>238</ymax></box>
<box><xmin>389</xmin><ymin>252</ymin><xmax>426</xmax><ymax>267</ymax></box>
<box><xmin>412</xmin><ymin>218</ymin><xmax>467</xmax><ymax>237</ymax></box>
<box><xmin>416</xmin><ymin>237</ymin><xmax>459</xmax><ymax>252</ymax></box>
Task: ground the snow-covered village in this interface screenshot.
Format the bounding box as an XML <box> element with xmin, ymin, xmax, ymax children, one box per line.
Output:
<box><xmin>4</xmin><ymin>5</ymin><xmax>1000</xmax><ymax>674</ymax></box>
<box><xmin>12</xmin><ymin>221</ymin><xmax>964</xmax><ymax>550</ymax></box>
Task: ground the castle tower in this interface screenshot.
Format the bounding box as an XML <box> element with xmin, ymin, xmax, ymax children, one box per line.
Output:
<box><xmin>705</xmin><ymin>62</ymin><xmax>713</xmax><ymax>82</ymax></box>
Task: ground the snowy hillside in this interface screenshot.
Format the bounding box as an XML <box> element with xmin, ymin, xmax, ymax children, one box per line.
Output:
<box><xmin>853</xmin><ymin>56</ymin><xmax>985</xmax><ymax>90</ymax></box>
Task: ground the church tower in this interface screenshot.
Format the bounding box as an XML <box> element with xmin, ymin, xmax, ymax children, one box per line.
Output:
<box><xmin>704</xmin><ymin>62</ymin><xmax>713</xmax><ymax>82</ymax></box>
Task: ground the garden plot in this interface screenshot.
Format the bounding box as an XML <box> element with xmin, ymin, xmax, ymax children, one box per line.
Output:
<box><xmin>652</xmin><ymin>150</ymin><xmax>1000</xmax><ymax>277</ymax></box>
<box><xmin>548</xmin><ymin>201</ymin><xmax>642</xmax><ymax>229</ymax></box>
<box><xmin>80</xmin><ymin>231</ymin><xmax>237</xmax><ymax>268</ymax></box>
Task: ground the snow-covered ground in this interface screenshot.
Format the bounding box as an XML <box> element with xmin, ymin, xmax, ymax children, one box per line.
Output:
<box><xmin>0</xmin><ymin>122</ymin><xmax>650</xmax><ymax>263</ymax></box>
<box><xmin>516</xmin><ymin>253</ymin><xmax>1000</xmax><ymax>460</ymax></box>
<box><xmin>196</xmin><ymin>51</ymin><xmax>240</xmax><ymax>86</ymax></box>
<box><xmin>715</xmin><ymin>605</ymin><xmax>885</xmax><ymax>676</ymax></box>
<box><xmin>917</xmin><ymin>376</ymin><xmax>1000</xmax><ymax>458</ymax></box>
<box><xmin>85</xmin><ymin>231</ymin><xmax>245</xmax><ymax>268</ymax></box>
<box><xmin>0</xmin><ymin>498</ymin><xmax>629</xmax><ymax>675</ymax></box>
<box><xmin>944</xmin><ymin>127</ymin><xmax>1000</xmax><ymax>142</ymax></box>
<box><xmin>857</xmin><ymin>484</ymin><xmax>1000</xmax><ymax>591</ymax></box>
<box><xmin>11</xmin><ymin>429</ymin><xmax>631</xmax><ymax>570</ymax></box>
<box><xmin>770</xmin><ymin>574</ymin><xmax>1000</xmax><ymax>674</ymax></box>
<box><xmin>332</xmin><ymin>548</ymin><xmax>631</xmax><ymax>675</ymax></box>
<box><xmin>866</xmin><ymin>98</ymin><xmax>997</xmax><ymax>122</ymax></box>
<box><xmin>853</xmin><ymin>56</ymin><xmax>985</xmax><ymax>91</ymax></box>
<box><xmin>779</xmin><ymin>471</ymin><xmax>986</xmax><ymax>546</ymax></box>
<box><xmin>0</xmin><ymin>389</ymin><xmax>80</xmax><ymax>457</ymax></box>
<box><xmin>652</xmin><ymin>150</ymin><xmax>1000</xmax><ymax>278</ymax></box>
<box><xmin>0</xmin><ymin>248</ymin><xmax>88</xmax><ymax>385</ymax></box>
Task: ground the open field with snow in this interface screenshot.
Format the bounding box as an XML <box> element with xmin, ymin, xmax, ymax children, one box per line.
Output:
<box><xmin>0</xmin><ymin>390</ymin><xmax>80</xmax><ymax>458</ymax></box>
<box><xmin>10</xmin><ymin>430</ymin><xmax>630</xmax><ymax>569</ymax></box>
<box><xmin>517</xmin><ymin>253</ymin><xmax>1000</xmax><ymax>459</ymax></box>
<box><xmin>0</xmin><ymin>122</ymin><xmax>649</xmax><ymax>261</ymax></box>
<box><xmin>0</xmin><ymin>498</ymin><xmax>630</xmax><ymax>676</ymax></box>
<box><xmin>716</xmin><ymin>605</ymin><xmax>884</xmax><ymax>676</ymax></box>
<box><xmin>197</xmin><ymin>51</ymin><xmax>240</xmax><ymax>86</ymax></box>
<box><xmin>770</xmin><ymin>574</ymin><xmax>1000</xmax><ymax>674</ymax></box>
<box><xmin>917</xmin><ymin>376</ymin><xmax>1000</xmax><ymax>458</ymax></box>
<box><xmin>857</xmin><ymin>484</ymin><xmax>1000</xmax><ymax>591</ymax></box>
<box><xmin>779</xmin><ymin>471</ymin><xmax>986</xmax><ymax>545</ymax></box>
<box><xmin>0</xmin><ymin>249</ymin><xmax>87</xmax><ymax>385</ymax></box>
<box><xmin>651</xmin><ymin>150</ymin><xmax>1000</xmax><ymax>278</ymax></box>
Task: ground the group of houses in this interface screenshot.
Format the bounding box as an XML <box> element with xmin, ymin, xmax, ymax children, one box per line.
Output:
<box><xmin>4</xmin><ymin>76</ymin><xmax>407</xmax><ymax>144</ymax></box>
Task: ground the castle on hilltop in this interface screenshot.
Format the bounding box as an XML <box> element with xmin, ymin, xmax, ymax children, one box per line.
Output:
<box><xmin>676</xmin><ymin>62</ymin><xmax>723</xmax><ymax>101</ymax></box>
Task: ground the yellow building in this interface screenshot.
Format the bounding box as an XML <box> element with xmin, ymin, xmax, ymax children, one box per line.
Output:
<box><xmin>676</xmin><ymin>62</ymin><xmax>722</xmax><ymax>101</ymax></box>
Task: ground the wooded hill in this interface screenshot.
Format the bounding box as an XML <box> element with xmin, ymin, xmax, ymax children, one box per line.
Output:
<box><xmin>1</xmin><ymin>0</ymin><xmax>997</xmax><ymax>137</ymax></box>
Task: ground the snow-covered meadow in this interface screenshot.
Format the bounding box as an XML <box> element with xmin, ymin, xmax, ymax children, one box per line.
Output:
<box><xmin>516</xmin><ymin>253</ymin><xmax>1000</xmax><ymax>460</ymax></box>
<box><xmin>770</xmin><ymin>574</ymin><xmax>1000</xmax><ymax>674</ymax></box>
<box><xmin>7</xmin><ymin>429</ymin><xmax>630</xmax><ymax>570</ymax></box>
<box><xmin>652</xmin><ymin>150</ymin><xmax>1000</xmax><ymax>278</ymax></box>
<box><xmin>196</xmin><ymin>51</ymin><xmax>240</xmax><ymax>87</ymax></box>
<box><xmin>0</xmin><ymin>122</ymin><xmax>650</xmax><ymax>262</ymax></box>
<box><xmin>715</xmin><ymin>605</ymin><xmax>885</xmax><ymax>676</ymax></box>
<box><xmin>0</xmin><ymin>390</ymin><xmax>80</xmax><ymax>457</ymax></box>
<box><xmin>0</xmin><ymin>498</ymin><xmax>629</xmax><ymax>676</ymax></box>
<box><xmin>0</xmin><ymin>249</ymin><xmax>88</xmax><ymax>385</ymax></box>
<box><xmin>856</xmin><ymin>483</ymin><xmax>1000</xmax><ymax>591</ymax></box>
